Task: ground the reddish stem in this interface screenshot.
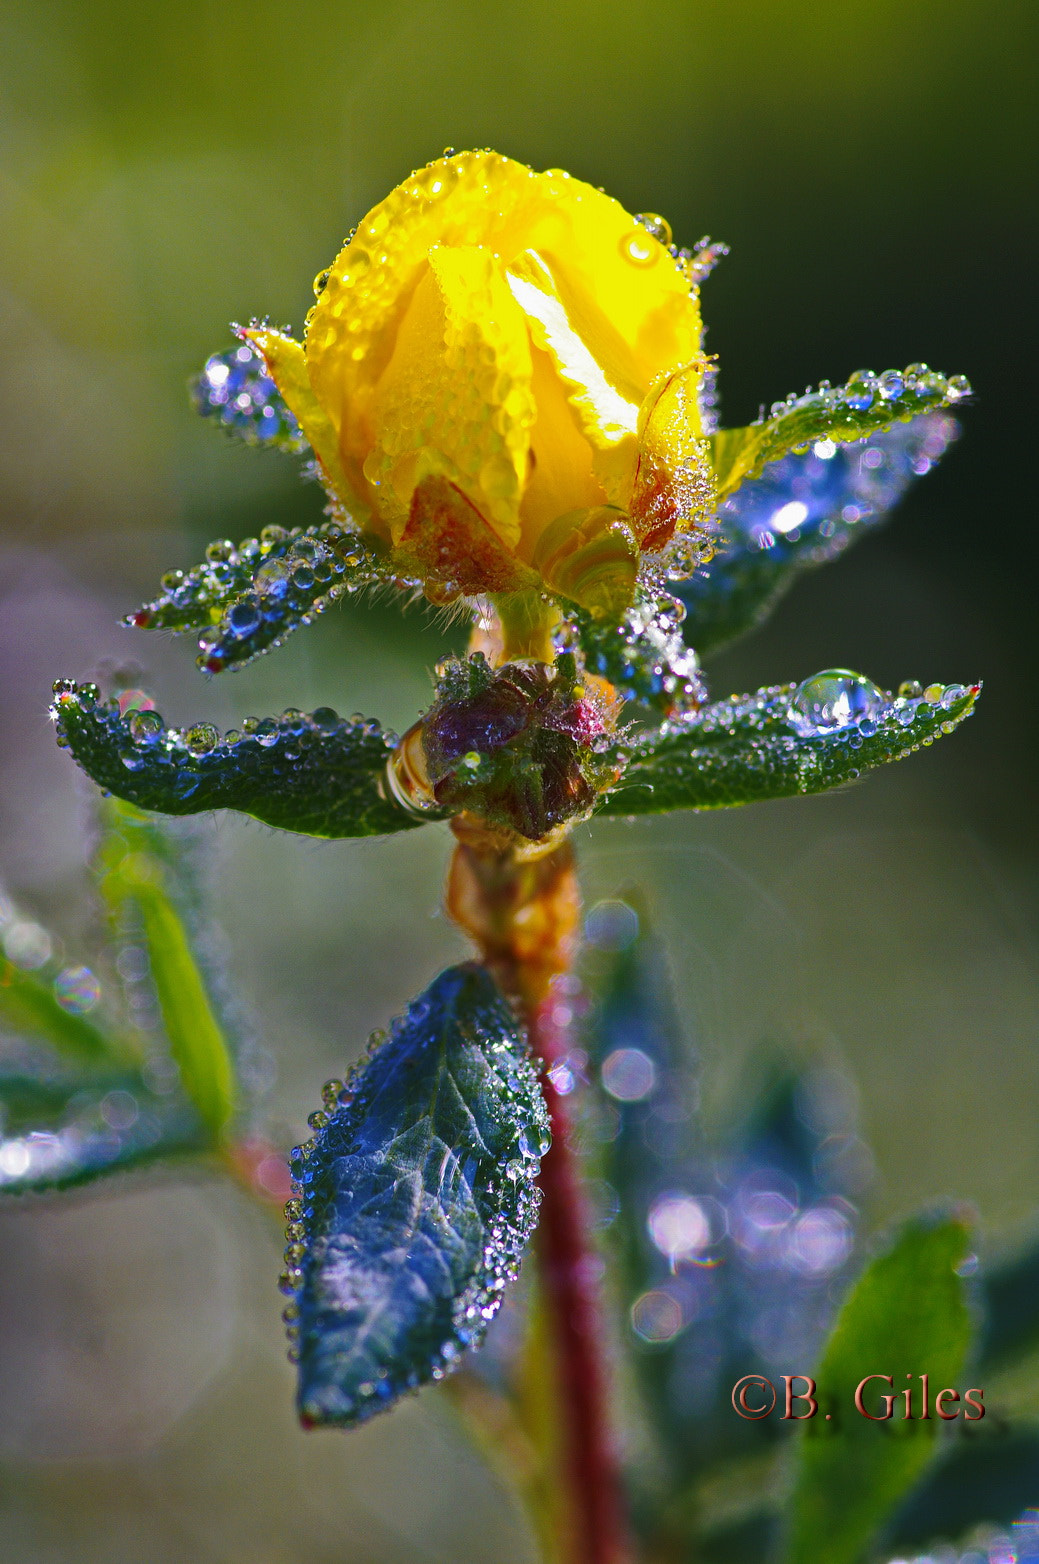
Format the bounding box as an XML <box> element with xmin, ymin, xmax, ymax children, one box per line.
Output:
<box><xmin>533</xmin><ymin>991</ymin><xmax>633</xmax><ymax>1564</ymax></box>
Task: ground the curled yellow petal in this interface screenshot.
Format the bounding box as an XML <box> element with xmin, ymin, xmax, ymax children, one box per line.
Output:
<box><xmin>631</xmin><ymin>360</ymin><xmax>716</xmax><ymax>552</ymax></box>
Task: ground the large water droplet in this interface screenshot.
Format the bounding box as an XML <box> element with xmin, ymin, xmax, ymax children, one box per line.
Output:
<box><xmin>185</xmin><ymin>722</ymin><xmax>219</xmax><ymax>756</ymax></box>
<box><xmin>129</xmin><ymin>709</ymin><xmax>164</xmax><ymax>744</ymax></box>
<box><xmin>787</xmin><ymin>669</ymin><xmax>888</xmax><ymax>737</ymax></box>
<box><xmin>841</xmin><ymin>370</ymin><xmax>878</xmax><ymax>412</ymax></box>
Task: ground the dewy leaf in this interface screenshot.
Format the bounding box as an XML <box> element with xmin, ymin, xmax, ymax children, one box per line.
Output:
<box><xmin>597</xmin><ymin>674</ymin><xmax>980</xmax><ymax>817</ymax></box>
<box><xmin>52</xmin><ymin>682</ymin><xmax>426</xmax><ymax>839</ymax></box>
<box><xmin>191</xmin><ymin>340</ymin><xmax>308</xmax><ymax>453</ymax></box>
<box><xmin>126</xmin><ymin>520</ymin><xmax>377</xmax><ymax>675</ymax></box>
<box><xmin>0</xmin><ymin>1067</ymin><xmax>205</xmax><ymax>1196</ymax></box>
<box><xmin>98</xmin><ymin>805</ymin><xmax>237</xmax><ymax>1143</ymax></box>
<box><xmin>568</xmin><ymin>593</ymin><xmax>705</xmax><ymax>719</ymax></box>
<box><xmin>710</xmin><ymin>363</ymin><xmax>971</xmax><ymax>501</ymax></box>
<box><xmin>786</xmin><ymin>1213</ymin><xmax>973</xmax><ymax>1564</ymax></box>
<box><xmin>284</xmin><ymin>963</ymin><xmax>549</xmax><ymax>1429</ymax></box>
<box><xmin>678</xmin><ymin>413</ymin><xmax>959</xmax><ymax>657</ymax></box>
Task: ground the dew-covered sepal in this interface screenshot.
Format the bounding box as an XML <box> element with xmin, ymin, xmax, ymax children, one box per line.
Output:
<box><xmin>191</xmin><ymin>341</ymin><xmax>307</xmax><ymax>452</ymax></box>
<box><xmin>51</xmin><ymin>683</ymin><xmax>423</xmax><ymax>839</ymax></box>
<box><xmin>679</xmin><ymin>413</ymin><xmax>958</xmax><ymax>657</ymax></box>
<box><xmin>597</xmin><ymin>673</ymin><xmax>980</xmax><ymax>817</ymax></box>
<box><xmin>0</xmin><ymin>1068</ymin><xmax>205</xmax><ymax>1197</ymax></box>
<box><xmin>283</xmin><ymin>963</ymin><xmax>549</xmax><ymax>1428</ymax></box>
<box><xmin>125</xmin><ymin>521</ymin><xmax>376</xmax><ymax>675</ymax></box>
<box><xmin>561</xmin><ymin>594</ymin><xmax>705</xmax><ymax>719</ymax></box>
<box><xmin>710</xmin><ymin>365</ymin><xmax>970</xmax><ymax>502</ymax></box>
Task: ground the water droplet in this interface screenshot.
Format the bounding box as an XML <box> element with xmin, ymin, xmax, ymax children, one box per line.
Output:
<box><xmin>311</xmin><ymin>707</ymin><xmax>340</xmax><ymax>732</ymax></box>
<box><xmin>878</xmin><ymin>369</ymin><xmax>905</xmax><ymax>401</ymax></box>
<box><xmin>128</xmin><ymin>709</ymin><xmax>164</xmax><ymax>744</ymax></box>
<box><xmin>255</xmin><ymin>558</ymin><xmax>290</xmax><ymax>598</ymax></box>
<box><xmin>898</xmin><ymin>679</ymin><xmax>923</xmax><ymax>699</ymax></box>
<box><xmin>205</xmin><ymin>539</ymin><xmax>237</xmax><ymax>564</ymax></box>
<box><xmin>841</xmin><ymin>370</ymin><xmax>878</xmax><ymax>412</ymax></box>
<box><xmin>227</xmin><ymin>599</ymin><xmax>261</xmax><ymax>637</ymax></box>
<box><xmin>787</xmin><ymin>670</ymin><xmax>888</xmax><ymax>737</ymax></box>
<box><xmin>634</xmin><ymin>212</ymin><xmax>673</xmax><ymax>247</ymax></box>
<box><xmin>255</xmin><ymin>718</ymin><xmax>279</xmax><ymax>747</ymax></box>
<box><xmin>620</xmin><ymin>227</ymin><xmax>657</xmax><ymax>266</ymax></box>
<box><xmin>185</xmin><ymin>722</ymin><xmax>219</xmax><ymax>757</ymax></box>
<box><xmin>54</xmin><ymin>964</ymin><xmax>101</xmax><ymax>1014</ymax></box>
<box><xmin>946</xmin><ymin>373</ymin><xmax>972</xmax><ymax>401</ymax></box>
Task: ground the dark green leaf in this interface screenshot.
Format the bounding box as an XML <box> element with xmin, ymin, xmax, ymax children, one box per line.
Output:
<box><xmin>711</xmin><ymin>364</ymin><xmax>970</xmax><ymax>500</ymax></box>
<box><xmin>287</xmin><ymin>962</ymin><xmax>549</xmax><ymax>1428</ymax></box>
<box><xmin>597</xmin><ymin>674</ymin><xmax>979</xmax><ymax>817</ymax></box>
<box><xmin>976</xmin><ymin>1237</ymin><xmax>1039</xmax><ymax>1372</ymax></box>
<box><xmin>886</xmin><ymin>1427</ymin><xmax>1039</xmax><ymax>1551</ymax></box>
<box><xmin>126</xmin><ymin>520</ymin><xmax>377</xmax><ymax>674</ymax></box>
<box><xmin>97</xmin><ymin>807</ymin><xmax>237</xmax><ymax>1142</ymax></box>
<box><xmin>0</xmin><ymin>956</ymin><xmax>130</xmax><ymax>1066</ymax></box>
<box><xmin>0</xmin><ymin>1068</ymin><xmax>204</xmax><ymax>1195</ymax></box>
<box><xmin>678</xmin><ymin>413</ymin><xmax>959</xmax><ymax>658</ymax></box>
<box><xmin>53</xmin><ymin>682</ymin><xmax>426</xmax><ymax>838</ymax></box>
<box><xmin>786</xmin><ymin>1214</ymin><xmax>973</xmax><ymax>1564</ymax></box>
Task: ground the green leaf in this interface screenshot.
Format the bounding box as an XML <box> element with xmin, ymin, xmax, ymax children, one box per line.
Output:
<box><xmin>126</xmin><ymin>520</ymin><xmax>378</xmax><ymax>675</ymax></box>
<box><xmin>677</xmin><ymin>413</ymin><xmax>959</xmax><ymax>658</ymax></box>
<box><xmin>52</xmin><ymin>682</ymin><xmax>427</xmax><ymax>839</ymax></box>
<box><xmin>0</xmin><ymin>957</ymin><xmax>130</xmax><ymax>1066</ymax></box>
<box><xmin>976</xmin><ymin>1238</ymin><xmax>1039</xmax><ymax>1372</ymax></box>
<box><xmin>98</xmin><ymin>805</ymin><xmax>236</xmax><ymax>1143</ymax></box>
<box><xmin>286</xmin><ymin>963</ymin><xmax>549</xmax><ymax>1428</ymax></box>
<box><xmin>596</xmin><ymin>674</ymin><xmax>979</xmax><ymax>817</ymax></box>
<box><xmin>785</xmin><ymin>1213</ymin><xmax>973</xmax><ymax>1564</ymax></box>
<box><xmin>711</xmin><ymin>364</ymin><xmax>970</xmax><ymax>500</ymax></box>
<box><xmin>886</xmin><ymin>1427</ymin><xmax>1039</xmax><ymax>1552</ymax></box>
<box><xmin>0</xmin><ymin>1067</ymin><xmax>205</xmax><ymax>1195</ymax></box>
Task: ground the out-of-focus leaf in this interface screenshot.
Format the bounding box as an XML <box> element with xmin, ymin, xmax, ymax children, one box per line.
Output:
<box><xmin>786</xmin><ymin>1214</ymin><xmax>973</xmax><ymax>1564</ymax></box>
<box><xmin>98</xmin><ymin>806</ymin><xmax>236</xmax><ymax>1143</ymax></box>
<box><xmin>285</xmin><ymin>963</ymin><xmax>549</xmax><ymax>1428</ymax></box>
<box><xmin>597</xmin><ymin>675</ymin><xmax>979</xmax><ymax>817</ymax></box>
<box><xmin>976</xmin><ymin>1237</ymin><xmax>1039</xmax><ymax>1372</ymax></box>
<box><xmin>678</xmin><ymin>413</ymin><xmax>958</xmax><ymax>657</ymax></box>
<box><xmin>711</xmin><ymin>364</ymin><xmax>970</xmax><ymax>501</ymax></box>
<box><xmin>0</xmin><ymin>1068</ymin><xmax>205</xmax><ymax>1195</ymax></box>
<box><xmin>52</xmin><ymin>682</ymin><xmax>426</xmax><ymax>839</ymax></box>
<box><xmin>886</xmin><ymin>1428</ymin><xmax>1039</xmax><ymax>1552</ymax></box>
<box><xmin>0</xmin><ymin>957</ymin><xmax>129</xmax><ymax>1066</ymax></box>
<box><xmin>191</xmin><ymin>339</ymin><xmax>308</xmax><ymax>453</ymax></box>
<box><xmin>126</xmin><ymin>520</ymin><xmax>378</xmax><ymax>675</ymax></box>
<box><xmin>571</xmin><ymin>594</ymin><xmax>705</xmax><ymax>719</ymax></box>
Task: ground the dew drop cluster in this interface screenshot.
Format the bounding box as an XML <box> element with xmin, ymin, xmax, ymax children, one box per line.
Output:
<box><xmin>562</xmin><ymin>592</ymin><xmax>706</xmax><ymax>719</ymax></box>
<box><xmin>191</xmin><ymin>340</ymin><xmax>306</xmax><ymax>452</ymax></box>
<box><xmin>126</xmin><ymin>520</ymin><xmax>376</xmax><ymax>676</ymax></box>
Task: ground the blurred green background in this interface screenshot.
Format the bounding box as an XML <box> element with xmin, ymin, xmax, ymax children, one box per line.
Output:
<box><xmin>1</xmin><ymin>1</ymin><xmax>1036</xmax><ymax>1558</ymax></box>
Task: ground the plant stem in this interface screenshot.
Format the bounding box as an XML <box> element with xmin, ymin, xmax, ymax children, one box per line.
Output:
<box><xmin>532</xmin><ymin>987</ymin><xmax>634</xmax><ymax>1564</ymax></box>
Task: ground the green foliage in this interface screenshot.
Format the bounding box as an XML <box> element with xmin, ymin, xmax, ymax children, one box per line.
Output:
<box><xmin>287</xmin><ymin>964</ymin><xmax>549</xmax><ymax>1427</ymax></box>
<box><xmin>711</xmin><ymin>365</ymin><xmax>970</xmax><ymax>499</ymax></box>
<box><xmin>597</xmin><ymin>675</ymin><xmax>979</xmax><ymax>816</ymax></box>
<box><xmin>0</xmin><ymin>957</ymin><xmax>130</xmax><ymax>1067</ymax></box>
<box><xmin>786</xmin><ymin>1214</ymin><xmax>973</xmax><ymax>1564</ymax></box>
<box><xmin>97</xmin><ymin>803</ymin><xmax>237</xmax><ymax>1142</ymax></box>
<box><xmin>52</xmin><ymin>682</ymin><xmax>423</xmax><ymax>839</ymax></box>
<box><xmin>886</xmin><ymin>1427</ymin><xmax>1039</xmax><ymax>1552</ymax></box>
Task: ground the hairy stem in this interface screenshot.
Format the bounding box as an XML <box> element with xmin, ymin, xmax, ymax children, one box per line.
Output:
<box><xmin>532</xmin><ymin>986</ymin><xmax>634</xmax><ymax>1564</ymax></box>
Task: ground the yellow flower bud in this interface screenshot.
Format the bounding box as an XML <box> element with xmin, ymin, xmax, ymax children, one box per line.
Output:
<box><xmin>245</xmin><ymin>151</ymin><xmax>715</xmax><ymax>615</ymax></box>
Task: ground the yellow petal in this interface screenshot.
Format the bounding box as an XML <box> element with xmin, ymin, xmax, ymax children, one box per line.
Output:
<box><xmin>239</xmin><ymin>326</ymin><xmax>360</xmax><ymax>518</ymax></box>
<box><xmin>307</xmin><ymin>150</ymin><xmax>702</xmax><ymax>508</ymax></box>
<box><xmin>631</xmin><ymin>360</ymin><xmax>716</xmax><ymax>552</ymax></box>
<box><xmin>360</xmin><ymin>244</ymin><xmax>535</xmax><ymax>545</ymax></box>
